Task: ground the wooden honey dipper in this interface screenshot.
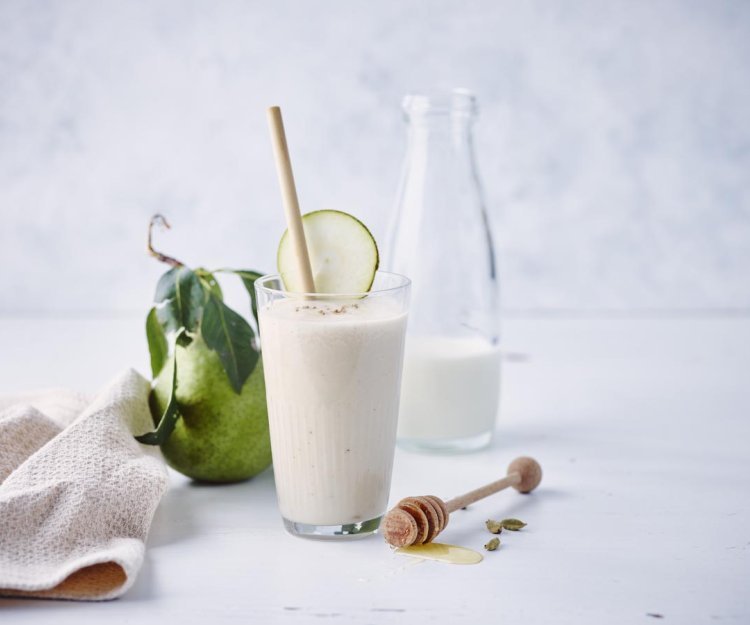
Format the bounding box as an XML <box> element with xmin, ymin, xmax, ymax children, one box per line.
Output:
<box><xmin>381</xmin><ymin>456</ymin><xmax>542</xmax><ymax>548</ymax></box>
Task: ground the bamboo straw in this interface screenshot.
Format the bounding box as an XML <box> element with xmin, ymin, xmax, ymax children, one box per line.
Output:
<box><xmin>266</xmin><ymin>106</ymin><xmax>316</xmax><ymax>293</ymax></box>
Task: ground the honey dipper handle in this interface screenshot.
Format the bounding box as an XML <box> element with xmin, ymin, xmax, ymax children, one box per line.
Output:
<box><xmin>444</xmin><ymin>473</ymin><xmax>521</xmax><ymax>513</ymax></box>
<box><xmin>443</xmin><ymin>456</ymin><xmax>543</xmax><ymax>513</ymax></box>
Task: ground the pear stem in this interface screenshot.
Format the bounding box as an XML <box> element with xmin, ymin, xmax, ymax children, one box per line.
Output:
<box><xmin>148</xmin><ymin>214</ymin><xmax>185</xmax><ymax>268</ymax></box>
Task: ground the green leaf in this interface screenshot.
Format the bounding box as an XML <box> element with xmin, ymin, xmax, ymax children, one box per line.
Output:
<box><xmin>201</xmin><ymin>292</ymin><xmax>259</xmax><ymax>393</ymax></box>
<box><xmin>136</xmin><ymin>331</ymin><xmax>182</xmax><ymax>446</ymax></box>
<box><xmin>145</xmin><ymin>307</ymin><xmax>168</xmax><ymax>377</ymax></box>
<box><xmin>196</xmin><ymin>268</ymin><xmax>224</xmax><ymax>300</ymax></box>
<box><xmin>154</xmin><ymin>266</ymin><xmax>206</xmax><ymax>340</ymax></box>
<box><xmin>231</xmin><ymin>269</ymin><xmax>263</xmax><ymax>332</ymax></box>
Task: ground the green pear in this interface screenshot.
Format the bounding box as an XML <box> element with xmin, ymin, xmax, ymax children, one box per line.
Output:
<box><xmin>151</xmin><ymin>335</ymin><xmax>271</xmax><ymax>483</ymax></box>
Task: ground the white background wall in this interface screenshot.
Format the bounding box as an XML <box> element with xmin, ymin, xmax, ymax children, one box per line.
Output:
<box><xmin>1</xmin><ymin>0</ymin><xmax>748</xmax><ymax>314</ymax></box>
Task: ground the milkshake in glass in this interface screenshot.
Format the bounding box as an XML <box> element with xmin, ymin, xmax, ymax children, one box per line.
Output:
<box><xmin>255</xmin><ymin>272</ymin><xmax>410</xmax><ymax>539</ymax></box>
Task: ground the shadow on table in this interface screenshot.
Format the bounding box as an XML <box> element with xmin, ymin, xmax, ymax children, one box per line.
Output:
<box><xmin>125</xmin><ymin>466</ymin><xmax>277</xmax><ymax>602</ymax></box>
<box><xmin>146</xmin><ymin>466</ymin><xmax>276</xmax><ymax>549</ymax></box>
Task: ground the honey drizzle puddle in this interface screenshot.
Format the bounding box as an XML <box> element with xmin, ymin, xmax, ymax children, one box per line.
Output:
<box><xmin>395</xmin><ymin>542</ymin><xmax>483</xmax><ymax>565</ymax></box>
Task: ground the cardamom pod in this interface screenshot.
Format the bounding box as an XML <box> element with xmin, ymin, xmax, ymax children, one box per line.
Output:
<box><xmin>485</xmin><ymin>519</ymin><xmax>504</xmax><ymax>534</ymax></box>
<box><xmin>484</xmin><ymin>537</ymin><xmax>501</xmax><ymax>551</ymax></box>
<box><xmin>500</xmin><ymin>518</ymin><xmax>527</xmax><ymax>531</ymax></box>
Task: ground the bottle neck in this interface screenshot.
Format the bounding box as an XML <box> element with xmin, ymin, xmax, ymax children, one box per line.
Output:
<box><xmin>404</xmin><ymin>115</ymin><xmax>477</xmax><ymax>163</ymax></box>
<box><xmin>386</xmin><ymin>91</ymin><xmax>498</xmax><ymax>340</ymax></box>
<box><xmin>402</xmin><ymin>89</ymin><xmax>477</xmax><ymax>139</ymax></box>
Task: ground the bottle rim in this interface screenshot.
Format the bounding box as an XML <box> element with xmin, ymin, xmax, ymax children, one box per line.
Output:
<box><xmin>402</xmin><ymin>88</ymin><xmax>478</xmax><ymax>117</ymax></box>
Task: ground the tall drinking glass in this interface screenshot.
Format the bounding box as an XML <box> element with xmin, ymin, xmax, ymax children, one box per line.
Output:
<box><xmin>255</xmin><ymin>271</ymin><xmax>410</xmax><ymax>539</ymax></box>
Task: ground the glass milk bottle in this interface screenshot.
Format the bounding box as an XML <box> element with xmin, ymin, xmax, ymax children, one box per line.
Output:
<box><xmin>384</xmin><ymin>89</ymin><xmax>500</xmax><ymax>453</ymax></box>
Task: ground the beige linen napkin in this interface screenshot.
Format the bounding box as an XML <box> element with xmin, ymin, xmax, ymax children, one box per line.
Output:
<box><xmin>0</xmin><ymin>369</ymin><xmax>168</xmax><ymax>600</ymax></box>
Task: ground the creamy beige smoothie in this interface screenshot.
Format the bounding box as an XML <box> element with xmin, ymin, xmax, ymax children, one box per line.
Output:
<box><xmin>257</xmin><ymin>286</ymin><xmax>408</xmax><ymax>532</ymax></box>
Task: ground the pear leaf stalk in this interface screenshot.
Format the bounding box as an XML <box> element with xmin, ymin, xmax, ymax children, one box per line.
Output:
<box><xmin>136</xmin><ymin>329</ymin><xmax>184</xmax><ymax>446</ymax></box>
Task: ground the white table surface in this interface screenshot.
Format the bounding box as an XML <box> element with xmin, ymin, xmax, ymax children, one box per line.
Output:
<box><xmin>0</xmin><ymin>314</ymin><xmax>748</xmax><ymax>623</ymax></box>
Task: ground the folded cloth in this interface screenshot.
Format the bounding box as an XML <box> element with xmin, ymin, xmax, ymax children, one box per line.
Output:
<box><xmin>0</xmin><ymin>369</ymin><xmax>168</xmax><ymax>600</ymax></box>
